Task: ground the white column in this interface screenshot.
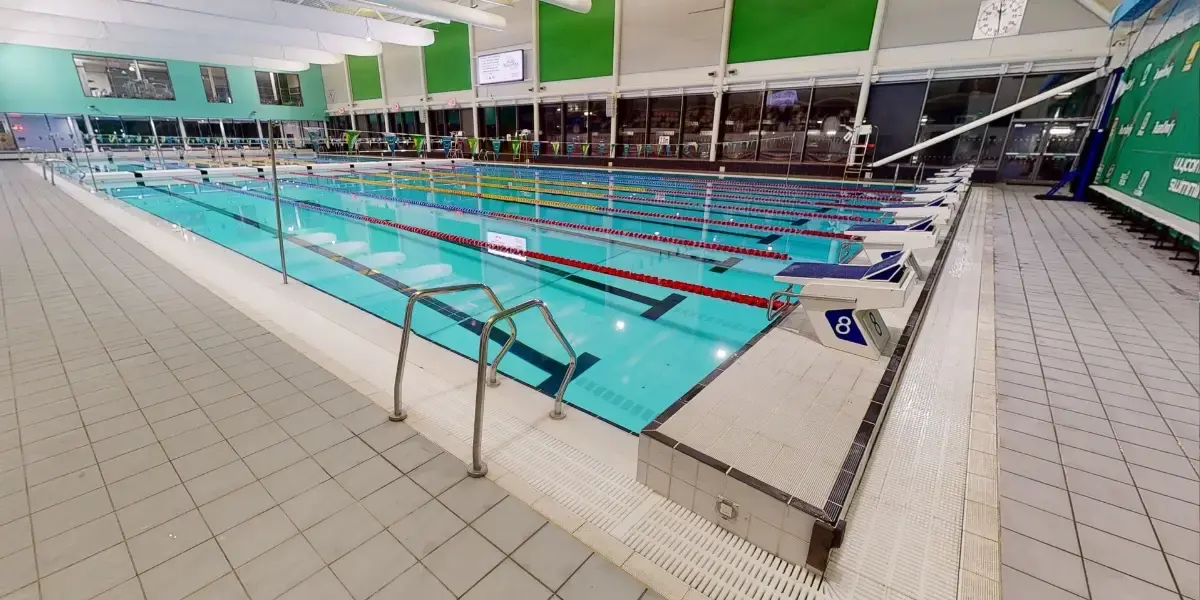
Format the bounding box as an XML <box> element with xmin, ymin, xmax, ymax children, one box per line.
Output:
<box><xmin>468</xmin><ymin>24</ymin><xmax>480</xmax><ymax>138</ymax></box>
<box><xmin>609</xmin><ymin>0</ymin><xmax>622</xmax><ymax>156</ymax></box>
<box><xmin>531</xmin><ymin>0</ymin><xmax>542</xmax><ymax>140</ymax></box>
<box><xmin>83</xmin><ymin>115</ymin><xmax>99</xmax><ymax>152</ymax></box>
<box><xmin>419</xmin><ymin>47</ymin><xmax>432</xmax><ymax>141</ymax></box>
<box><xmin>255</xmin><ymin>119</ymin><xmax>265</xmax><ymax>142</ymax></box>
<box><xmin>709</xmin><ymin>0</ymin><xmax>736</xmax><ymax>162</ymax></box>
<box><xmin>378</xmin><ymin>53</ymin><xmax>392</xmax><ymax>134</ymax></box>
<box><xmin>218</xmin><ymin>120</ymin><xmax>228</xmax><ymax>145</ymax></box>
<box><xmin>849</xmin><ymin>0</ymin><xmax>888</xmax><ymax>166</ymax></box>
<box><xmin>178</xmin><ymin>117</ymin><xmax>189</xmax><ymax>149</ymax></box>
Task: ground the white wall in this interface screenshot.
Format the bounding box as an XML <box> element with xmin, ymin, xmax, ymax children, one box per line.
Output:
<box><xmin>619</xmin><ymin>0</ymin><xmax>724</xmax><ymax>75</ymax></box>
<box><xmin>475</xmin><ymin>0</ymin><xmax>533</xmax><ymax>52</ymax></box>
<box><xmin>881</xmin><ymin>0</ymin><xmax>1107</xmax><ymax>48</ymax></box>
<box><xmin>321</xmin><ymin>63</ymin><xmax>349</xmax><ymax>107</ymax></box>
<box><xmin>381</xmin><ymin>43</ymin><xmax>424</xmax><ymax>106</ymax></box>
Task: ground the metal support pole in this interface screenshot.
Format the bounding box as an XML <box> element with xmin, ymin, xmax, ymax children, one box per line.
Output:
<box><xmin>849</xmin><ymin>0</ymin><xmax>888</xmax><ymax>166</ymax></box>
<box><xmin>267</xmin><ymin>122</ymin><xmax>289</xmax><ymax>284</ymax></box>
<box><xmin>785</xmin><ymin>132</ymin><xmax>795</xmax><ymax>180</ymax></box>
<box><xmin>82</xmin><ymin>146</ymin><xmax>99</xmax><ymax>191</ymax></box>
<box><xmin>709</xmin><ymin>0</ymin><xmax>735</xmax><ymax>162</ymax></box>
<box><xmin>149</xmin><ymin>119</ymin><xmax>166</xmax><ymax>168</ymax></box>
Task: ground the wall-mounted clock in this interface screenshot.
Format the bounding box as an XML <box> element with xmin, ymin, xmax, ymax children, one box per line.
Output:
<box><xmin>973</xmin><ymin>0</ymin><xmax>1028</xmax><ymax>40</ymax></box>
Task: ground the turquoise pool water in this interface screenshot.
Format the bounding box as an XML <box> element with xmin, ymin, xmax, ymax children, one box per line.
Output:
<box><xmin>104</xmin><ymin>168</ymin><xmax>881</xmax><ymax>431</ymax></box>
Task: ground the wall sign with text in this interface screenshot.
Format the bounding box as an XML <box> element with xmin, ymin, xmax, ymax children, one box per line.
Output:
<box><xmin>477</xmin><ymin>50</ymin><xmax>525</xmax><ymax>85</ymax></box>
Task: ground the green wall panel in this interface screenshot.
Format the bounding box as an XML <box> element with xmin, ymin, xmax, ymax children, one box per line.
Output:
<box><xmin>0</xmin><ymin>44</ymin><xmax>326</xmax><ymax>119</ymax></box>
<box><xmin>728</xmin><ymin>0</ymin><xmax>877</xmax><ymax>63</ymax></box>
<box><xmin>347</xmin><ymin>55</ymin><xmax>383</xmax><ymax>101</ymax></box>
<box><xmin>423</xmin><ymin>22</ymin><xmax>471</xmax><ymax>94</ymax></box>
<box><xmin>1096</xmin><ymin>24</ymin><xmax>1200</xmax><ymax>224</ymax></box>
<box><xmin>539</xmin><ymin>0</ymin><xmax>615</xmax><ymax>82</ymax></box>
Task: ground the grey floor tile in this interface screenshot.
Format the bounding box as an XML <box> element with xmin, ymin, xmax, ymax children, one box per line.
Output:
<box><xmin>1166</xmin><ymin>554</ymin><xmax>1199</xmax><ymax>600</ymax></box>
<box><xmin>276</xmin><ymin>568</ymin><xmax>352</xmax><ymax>600</ymax></box>
<box><xmin>471</xmin><ymin>498</ymin><xmax>550</xmax><ymax>555</ymax></box>
<box><xmin>312</xmin><ymin>438</ymin><xmax>374</xmax><ymax>477</ymax></box>
<box><xmin>1154</xmin><ymin>518</ymin><xmax>1200</xmax><ymax>563</ymax></box>
<box><xmin>34</xmin><ymin>513</ymin><xmax>123</xmax><ymax>577</ymax></box>
<box><xmin>235</xmin><ymin>535</ymin><xmax>324</xmax><ymax>600</ymax></box>
<box><xmin>280</xmin><ymin>480</ymin><xmax>354</xmax><ymax>531</ymax></box>
<box><xmin>170</xmin><ymin>441</ymin><xmax>238</xmax><ymax>482</ymax></box>
<box><xmin>1077</xmin><ymin>524</ymin><xmax>1176</xmax><ymax>590</ymax></box>
<box><xmin>139</xmin><ymin>540</ymin><xmax>231</xmax><ymax>600</ymax></box>
<box><xmin>37</xmin><ymin>544</ymin><xmax>134</xmax><ymax>600</ymax></box>
<box><xmin>370</xmin><ymin>564</ymin><xmax>454</xmax><ymax>600</ymax></box>
<box><xmin>181</xmin><ymin>573</ymin><xmax>248</xmax><ymax>600</ymax></box>
<box><xmin>409</xmin><ymin>453</ymin><xmax>467</xmax><ymax>497</ymax></box>
<box><xmin>115</xmin><ymin>485</ymin><xmax>196</xmax><ymax>540</ymax></box>
<box><xmin>999</xmin><ymin>448</ymin><xmax>1066</xmax><ymax>489</ymax></box>
<box><xmin>214</xmin><ymin>508</ymin><xmax>298</xmax><ymax>569</ymax></box>
<box><xmin>462</xmin><ymin>559</ymin><xmax>552</xmax><ymax>600</ymax></box>
<box><xmin>127</xmin><ymin>510</ymin><xmax>213</xmax><ymax>574</ymax></box>
<box><xmin>302</xmin><ymin>503</ymin><xmax>383</xmax><ymax>563</ymax></box>
<box><xmin>381</xmin><ymin>436</ymin><xmax>442</xmax><ymax>474</ymax></box>
<box><xmin>999</xmin><ymin>470</ymin><xmax>1072</xmax><ymax>519</ymax></box>
<box><xmin>1071</xmin><ymin>493</ymin><xmax>1159</xmax><ymax>548</ymax></box>
<box><xmin>1084</xmin><ymin>560</ymin><xmax>1180</xmax><ymax>600</ymax></box>
<box><xmin>437</xmin><ymin>477</ymin><xmax>507</xmax><ymax>523</ymax></box>
<box><xmin>29</xmin><ymin>465</ymin><xmax>105</xmax><ymax>513</ymax></box>
<box><xmin>260</xmin><ymin>459</ymin><xmax>329</xmax><ymax>504</ymax></box>
<box><xmin>0</xmin><ymin>547</ymin><xmax>35</xmax><ymax>597</ymax></box>
<box><xmin>423</xmin><ymin>528</ymin><xmax>504</xmax><ymax>596</ymax></box>
<box><xmin>998</xmin><ymin>497</ymin><xmax>1078</xmax><ymax>554</ymax></box>
<box><xmin>1000</xmin><ymin>528</ymin><xmax>1089</xmax><ymax>598</ymax></box>
<box><xmin>360</xmin><ymin>477</ymin><xmax>432</xmax><ymax>527</ymax></box>
<box><xmin>183</xmin><ymin>460</ymin><xmax>255</xmax><ymax>506</ymax></box>
<box><xmin>387</xmin><ymin>500</ymin><xmax>465</xmax><ymax>559</ymax></box>
<box><xmin>334</xmin><ymin>456</ymin><xmax>401</xmax><ymax>501</ymax></box>
<box><xmin>329</xmin><ymin>531</ymin><xmax>415</xmax><ymax>600</ymax></box>
<box><xmin>513</xmin><ymin>524</ymin><xmax>594</xmax><ymax>591</ymax></box>
<box><xmin>242</xmin><ymin>440</ymin><xmax>307</xmax><ymax>480</ymax></box>
<box><xmin>291</xmin><ymin>422</ymin><xmax>352</xmax><ymax>456</ymax></box>
<box><xmin>558</xmin><ymin>554</ymin><xmax>646</xmax><ymax>600</ymax></box>
<box><xmin>32</xmin><ymin>488</ymin><xmax>113</xmax><ymax>542</ymax></box>
<box><xmin>0</xmin><ymin>517</ymin><xmax>32</xmax><ymax>561</ymax></box>
<box><xmin>197</xmin><ymin>481</ymin><xmax>275</xmax><ymax>535</ymax></box>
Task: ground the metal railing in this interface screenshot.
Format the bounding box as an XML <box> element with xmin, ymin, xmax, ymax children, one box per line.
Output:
<box><xmin>388</xmin><ymin>283</ymin><xmax>576</xmax><ymax>477</ymax></box>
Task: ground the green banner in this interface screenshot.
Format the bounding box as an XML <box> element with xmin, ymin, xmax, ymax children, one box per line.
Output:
<box><xmin>550</xmin><ymin>141</ymin><xmax>560</xmax><ymax>155</ymax></box>
<box><xmin>413</xmin><ymin>135</ymin><xmax>425</xmax><ymax>150</ymax></box>
<box><xmin>344</xmin><ymin>130</ymin><xmax>361</xmax><ymax>150</ymax></box>
<box><xmin>1097</xmin><ymin>24</ymin><xmax>1200</xmax><ymax>224</ymax></box>
<box><xmin>469</xmin><ymin>138</ymin><xmax>479</xmax><ymax>154</ymax></box>
<box><xmin>510</xmin><ymin>141</ymin><xmax>520</xmax><ymax>154</ymax></box>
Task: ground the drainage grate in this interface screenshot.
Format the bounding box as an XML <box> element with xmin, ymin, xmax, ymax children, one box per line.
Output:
<box><xmin>624</xmin><ymin>501</ymin><xmax>829</xmax><ymax>600</ymax></box>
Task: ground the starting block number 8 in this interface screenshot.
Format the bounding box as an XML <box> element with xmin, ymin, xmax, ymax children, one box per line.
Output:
<box><xmin>825</xmin><ymin>309</ymin><xmax>868</xmax><ymax>346</ymax></box>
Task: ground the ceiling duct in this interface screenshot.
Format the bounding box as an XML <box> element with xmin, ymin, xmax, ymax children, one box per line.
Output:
<box><xmin>369</xmin><ymin>0</ymin><xmax>507</xmax><ymax>29</ymax></box>
<box><xmin>540</xmin><ymin>0</ymin><xmax>592</xmax><ymax>12</ymax></box>
<box><xmin>0</xmin><ymin>0</ymin><xmax>431</xmax><ymax>52</ymax></box>
<box><xmin>0</xmin><ymin>28</ymin><xmax>310</xmax><ymax>71</ymax></box>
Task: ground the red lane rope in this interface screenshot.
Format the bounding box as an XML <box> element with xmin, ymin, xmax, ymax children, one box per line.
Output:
<box><xmin>181</xmin><ymin>178</ymin><xmax>779</xmax><ymax>309</ymax></box>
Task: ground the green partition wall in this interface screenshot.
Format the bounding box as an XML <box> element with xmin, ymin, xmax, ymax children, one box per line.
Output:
<box><xmin>423</xmin><ymin>22</ymin><xmax>472</xmax><ymax>93</ymax></box>
<box><xmin>728</xmin><ymin>0</ymin><xmax>877</xmax><ymax>63</ymax></box>
<box><xmin>0</xmin><ymin>44</ymin><xmax>326</xmax><ymax>119</ymax></box>
<box><xmin>347</xmin><ymin>55</ymin><xmax>383</xmax><ymax>101</ymax></box>
<box><xmin>1096</xmin><ymin>24</ymin><xmax>1200</xmax><ymax>223</ymax></box>
<box><xmin>538</xmin><ymin>0</ymin><xmax>615</xmax><ymax>82</ymax></box>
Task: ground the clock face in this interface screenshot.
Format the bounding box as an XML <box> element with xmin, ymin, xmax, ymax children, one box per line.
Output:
<box><xmin>973</xmin><ymin>0</ymin><xmax>1028</xmax><ymax>40</ymax></box>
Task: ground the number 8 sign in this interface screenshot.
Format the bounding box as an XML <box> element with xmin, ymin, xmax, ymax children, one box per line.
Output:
<box><xmin>825</xmin><ymin>309</ymin><xmax>868</xmax><ymax>346</ymax></box>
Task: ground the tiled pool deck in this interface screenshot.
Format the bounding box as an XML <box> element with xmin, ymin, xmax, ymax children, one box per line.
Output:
<box><xmin>0</xmin><ymin>163</ymin><xmax>663</xmax><ymax>600</ymax></box>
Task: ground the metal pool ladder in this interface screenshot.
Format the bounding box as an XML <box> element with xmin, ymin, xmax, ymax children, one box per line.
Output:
<box><xmin>389</xmin><ymin>283</ymin><xmax>578</xmax><ymax>478</ymax></box>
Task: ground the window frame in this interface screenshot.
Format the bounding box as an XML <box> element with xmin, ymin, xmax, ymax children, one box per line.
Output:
<box><xmin>73</xmin><ymin>54</ymin><xmax>176</xmax><ymax>101</ymax></box>
<box><xmin>199</xmin><ymin>65</ymin><xmax>233</xmax><ymax>104</ymax></box>
<box><xmin>256</xmin><ymin>71</ymin><xmax>304</xmax><ymax>107</ymax></box>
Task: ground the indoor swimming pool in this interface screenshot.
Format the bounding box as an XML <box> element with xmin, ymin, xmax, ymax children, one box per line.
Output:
<box><xmin>101</xmin><ymin>166</ymin><xmax>893</xmax><ymax>431</ymax></box>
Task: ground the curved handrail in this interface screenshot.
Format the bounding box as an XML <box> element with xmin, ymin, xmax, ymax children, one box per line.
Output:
<box><xmin>390</xmin><ymin>283</ymin><xmax>517</xmax><ymax>422</ymax></box>
<box><xmin>469</xmin><ymin>299</ymin><xmax>577</xmax><ymax>477</ymax></box>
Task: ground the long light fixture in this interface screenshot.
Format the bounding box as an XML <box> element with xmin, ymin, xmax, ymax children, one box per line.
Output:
<box><xmin>0</xmin><ymin>28</ymin><xmax>310</xmax><ymax>71</ymax></box>
<box><xmin>0</xmin><ymin>9</ymin><xmax>345</xmax><ymax>65</ymax></box>
<box><xmin>368</xmin><ymin>0</ymin><xmax>507</xmax><ymax>29</ymax></box>
<box><xmin>0</xmin><ymin>0</ymin><xmax>432</xmax><ymax>52</ymax></box>
<box><xmin>540</xmin><ymin>0</ymin><xmax>592</xmax><ymax>12</ymax></box>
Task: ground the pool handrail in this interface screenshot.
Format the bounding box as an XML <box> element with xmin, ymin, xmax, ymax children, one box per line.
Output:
<box><xmin>390</xmin><ymin>283</ymin><xmax>517</xmax><ymax>423</ymax></box>
<box><xmin>470</xmin><ymin>298</ymin><xmax>576</xmax><ymax>477</ymax></box>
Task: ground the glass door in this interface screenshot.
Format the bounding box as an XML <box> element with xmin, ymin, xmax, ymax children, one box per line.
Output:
<box><xmin>1036</xmin><ymin>120</ymin><xmax>1089</xmax><ymax>182</ymax></box>
<box><xmin>998</xmin><ymin>121</ymin><xmax>1047</xmax><ymax>182</ymax></box>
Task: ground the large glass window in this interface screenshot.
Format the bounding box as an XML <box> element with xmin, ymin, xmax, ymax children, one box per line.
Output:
<box><xmin>517</xmin><ymin>105</ymin><xmax>534</xmax><ymax>135</ymax></box>
<box><xmin>391</xmin><ymin>111</ymin><xmax>420</xmax><ymax>134</ymax></box>
<box><xmin>760</xmin><ymin>88</ymin><xmax>810</xmax><ymax>162</ymax></box>
<box><xmin>540</xmin><ymin>103</ymin><xmax>563</xmax><ymax>143</ymax></box>
<box><xmin>916</xmin><ymin>77</ymin><xmax>999</xmax><ymax>166</ymax></box>
<box><xmin>151</xmin><ymin>118</ymin><xmax>180</xmax><ymax>139</ymax></box>
<box><xmin>979</xmin><ymin>75</ymin><xmax>1024</xmax><ymax>167</ymax></box>
<box><xmin>74</xmin><ymin>55</ymin><xmax>175</xmax><ymax>100</ymax></box>
<box><xmin>122</xmin><ymin>118</ymin><xmax>153</xmax><ymax>139</ymax></box>
<box><xmin>588</xmin><ymin>100</ymin><xmax>610</xmax><ymax>155</ymax></box>
<box><xmin>648</xmin><ymin>96</ymin><xmax>682</xmax><ymax>157</ymax></box>
<box><xmin>200</xmin><ymin>66</ymin><xmax>232</xmax><ymax>103</ymax></box>
<box><xmin>1017</xmin><ymin>72</ymin><xmax>1102</xmax><ymax>119</ymax></box>
<box><xmin>256</xmin><ymin>71</ymin><xmax>304</xmax><ymax>106</ymax></box>
<box><xmin>803</xmin><ymin>86</ymin><xmax>858</xmax><ymax>164</ymax></box>
<box><xmin>362</xmin><ymin>113</ymin><xmax>386</xmax><ymax>133</ymax></box>
<box><xmin>680</xmin><ymin>95</ymin><xmax>714</xmax><ymax>159</ymax></box>
<box><xmin>478</xmin><ymin>107</ymin><xmax>498</xmax><ymax>138</ymax></box>
<box><xmin>865</xmin><ymin>82</ymin><xmax>926</xmax><ymax>162</ymax></box>
<box><xmin>564</xmin><ymin>102</ymin><xmax>588</xmax><ymax>148</ymax></box>
<box><xmin>617</xmin><ymin>98</ymin><xmax>648</xmax><ymax>151</ymax></box>
<box><xmin>327</xmin><ymin>115</ymin><xmax>352</xmax><ymax>134</ymax></box>
<box><xmin>224</xmin><ymin>120</ymin><xmax>258</xmax><ymax>140</ymax></box>
<box><xmin>718</xmin><ymin>91</ymin><xmax>762</xmax><ymax>160</ymax></box>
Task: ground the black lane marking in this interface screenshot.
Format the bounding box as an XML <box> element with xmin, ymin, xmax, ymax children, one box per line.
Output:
<box><xmin>148</xmin><ymin>186</ymin><xmax>599</xmax><ymax>392</ymax></box>
<box><xmin>758</xmin><ymin>234</ymin><xmax>782</xmax><ymax>245</ymax></box>
<box><xmin>639</xmin><ymin>293</ymin><xmax>687</xmax><ymax>321</ymax></box>
<box><xmin>325</xmin><ymin>176</ymin><xmax>766</xmax><ymax>241</ymax></box>
<box><xmin>791</xmin><ymin>218</ymin><xmax>811</xmax><ymax>226</ymax></box>
<box><xmin>709</xmin><ymin>257</ymin><xmax>743</xmax><ymax>274</ymax></box>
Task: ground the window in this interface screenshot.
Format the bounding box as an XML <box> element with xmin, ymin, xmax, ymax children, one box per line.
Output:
<box><xmin>151</xmin><ymin>118</ymin><xmax>180</xmax><ymax>139</ymax></box>
<box><xmin>1017</xmin><ymin>72</ymin><xmax>1101</xmax><ymax>119</ymax></box>
<box><xmin>327</xmin><ymin>115</ymin><xmax>352</xmax><ymax>134</ymax></box>
<box><xmin>224</xmin><ymin>120</ymin><xmax>258</xmax><ymax>140</ymax></box>
<box><xmin>362</xmin><ymin>113</ymin><xmax>386</xmax><ymax>133</ymax></box>
<box><xmin>540</xmin><ymin>103</ymin><xmax>563</xmax><ymax>143</ymax></box>
<box><xmin>648</xmin><ymin>96</ymin><xmax>682</xmax><ymax>157</ymax></box>
<box><xmin>199</xmin><ymin>66</ymin><xmax>232</xmax><ymax>103</ymax></box>
<box><xmin>517</xmin><ymin>105</ymin><xmax>534</xmax><ymax>136</ymax></box>
<box><xmin>759</xmin><ymin>88</ymin><xmax>810</xmax><ymax>162</ymax></box>
<box><xmin>979</xmin><ymin>75</ymin><xmax>1023</xmax><ymax>167</ymax></box>
<box><xmin>718</xmin><ymin>91</ymin><xmax>762</xmax><ymax>160</ymax></box>
<box><xmin>588</xmin><ymin>100</ymin><xmax>610</xmax><ymax>155</ymax></box>
<box><xmin>256</xmin><ymin>72</ymin><xmax>304</xmax><ymax>106</ymax></box>
<box><xmin>617</xmin><ymin>98</ymin><xmax>648</xmax><ymax>151</ymax></box>
<box><xmin>391</xmin><ymin>111</ymin><xmax>420</xmax><ymax>134</ymax></box>
<box><xmin>74</xmin><ymin>54</ymin><xmax>175</xmax><ymax>100</ymax></box>
<box><xmin>681</xmin><ymin>95</ymin><xmax>714</xmax><ymax>159</ymax></box>
<box><xmin>865</xmin><ymin>82</ymin><xmax>925</xmax><ymax>162</ymax></box>
<box><xmin>916</xmin><ymin>77</ymin><xmax>1000</xmax><ymax>166</ymax></box>
<box><xmin>804</xmin><ymin>86</ymin><xmax>858</xmax><ymax>164</ymax></box>
<box><xmin>564</xmin><ymin>102</ymin><xmax>588</xmax><ymax>147</ymax></box>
